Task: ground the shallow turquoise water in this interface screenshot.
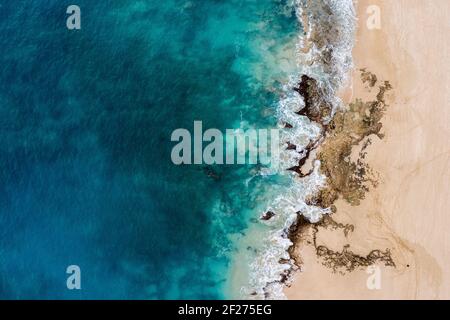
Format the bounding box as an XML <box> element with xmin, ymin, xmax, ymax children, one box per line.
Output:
<box><xmin>0</xmin><ymin>0</ymin><xmax>300</xmax><ymax>299</ymax></box>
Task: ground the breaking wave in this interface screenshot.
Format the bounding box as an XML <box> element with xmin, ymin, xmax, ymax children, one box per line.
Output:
<box><xmin>239</xmin><ymin>0</ymin><xmax>357</xmax><ymax>299</ymax></box>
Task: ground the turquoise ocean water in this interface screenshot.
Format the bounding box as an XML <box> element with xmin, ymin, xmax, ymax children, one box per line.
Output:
<box><xmin>0</xmin><ymin>0</ymin><xmax>303</xmax><ymax>298</ymax></box>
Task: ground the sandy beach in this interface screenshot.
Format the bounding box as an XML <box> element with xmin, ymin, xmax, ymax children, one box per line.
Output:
<box><xmin>286</xmin><ymin>0</ymin><xmax>450</xmax><ymax>299</ymax></box>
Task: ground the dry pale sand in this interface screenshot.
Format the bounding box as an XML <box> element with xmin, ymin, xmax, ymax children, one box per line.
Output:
<box><xmin>285</xmin><ymin>0</ymin><xmax>450</xmax><ymax>299</ymax></box>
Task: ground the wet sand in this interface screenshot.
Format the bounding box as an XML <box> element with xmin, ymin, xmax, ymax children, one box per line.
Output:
<box><xmin>286</xmin><ymin>0</ymin><xmax>450</xmax><ymax>299</ymax></box>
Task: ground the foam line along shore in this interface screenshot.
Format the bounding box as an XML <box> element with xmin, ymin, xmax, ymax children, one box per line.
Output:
<box><xmin>227</xmin><ymin>0</ymin><xmax>358</xmax><ymax>299</ymax></box>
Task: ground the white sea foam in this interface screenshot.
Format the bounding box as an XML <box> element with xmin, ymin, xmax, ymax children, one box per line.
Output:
<box><xmin>245</xmin><ymin>163</ymin><xmax>330</xmax><ymax>299</ymax></box>
<box><xmin>240</xmin><ymin>0</ymin><xmax>357</xmax><ymax>300</ymax></box>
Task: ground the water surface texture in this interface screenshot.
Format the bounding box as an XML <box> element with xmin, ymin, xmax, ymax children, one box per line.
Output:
<box><xmin>0</xmin><ymin>0</ymin><xmax>300</xmax><ymax>298</ymax></box>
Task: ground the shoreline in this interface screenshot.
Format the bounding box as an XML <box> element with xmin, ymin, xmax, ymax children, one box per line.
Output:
<box><xmin>227</xmin><ymin>0</ymin><xmax>357</xmax><ymax>299</ymax></box>
<box><xmin>285</xmin><ymin>0</ymin><xmax>450</xmax><ymax>299</ymax></box>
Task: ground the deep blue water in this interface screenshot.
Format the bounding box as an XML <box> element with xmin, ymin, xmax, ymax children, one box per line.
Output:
<box><xmin>0</xmin><ymin>0</ymin><xmax>299</xmax><ymax>299</ymax></box>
